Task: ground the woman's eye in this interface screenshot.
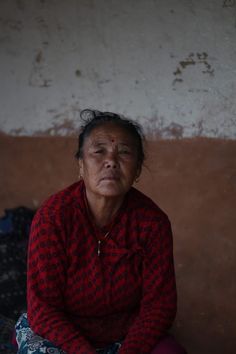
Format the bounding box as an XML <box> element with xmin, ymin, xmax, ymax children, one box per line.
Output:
<box><xmin>119</xmin><ymin>150</ymin><xmax>131</xmax><ymax>155</ymax></box>
<box><xmin>95</xmin><ymin>150</ymin><xmax>103</xmax><ymax>154</ymax></box>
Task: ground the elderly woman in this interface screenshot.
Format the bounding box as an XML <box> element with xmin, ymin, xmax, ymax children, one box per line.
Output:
<box><xmin>15</xmin><ymin>110</ymin><xmax>186</xmax><ymax>354</ymax></box>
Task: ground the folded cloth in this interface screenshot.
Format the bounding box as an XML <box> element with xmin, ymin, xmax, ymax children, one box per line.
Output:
<box><xmin>16</xmin><ymin>313</ymin><xmax>122</xmax><ymax>354</ymax></box>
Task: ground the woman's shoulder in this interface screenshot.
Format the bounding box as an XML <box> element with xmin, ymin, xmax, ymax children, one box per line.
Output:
<box><xmin>36</xmin><ymin>181</ymin><xmax>84</xmax><ymax>218</ymax></box>
<box><xmin>127</xmin><ymin>187</ymin><xmax>170</xmax><ymax>222</ymax></box>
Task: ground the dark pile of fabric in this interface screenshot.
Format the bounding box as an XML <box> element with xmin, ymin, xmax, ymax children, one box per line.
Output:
<box><xmin>0</xmin><ymin>207</ymin><xmax>35</xmax><ymax>354</ymax></box>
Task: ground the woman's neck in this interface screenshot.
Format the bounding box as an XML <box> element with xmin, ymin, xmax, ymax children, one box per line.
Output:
<box><xmin>85</xmin><ymin>191</ymin><xmax>124</xmax><ymax>228</ymax></box>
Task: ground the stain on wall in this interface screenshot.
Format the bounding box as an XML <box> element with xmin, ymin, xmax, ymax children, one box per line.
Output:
<box><xmin>172</xmin><ymin>52</ymin><xmax>214</xmax><ymax>89</ymax></box>
<box><xmin>0</xmin><ymin>0</ymin><xmax>236</xmax><ymax>138</ymax></box>
<box><xmin>29</xmin><ymin>49</ymin><xmax>52</xmax><ymax>88</ymax></box>
<box><xmin>222</xmin><ymin>0</ymin><xmax>235</xmax><ymax>8</ymax></box>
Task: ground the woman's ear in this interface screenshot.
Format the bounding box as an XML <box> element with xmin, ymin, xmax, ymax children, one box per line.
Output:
<box><xmin>78</xmin><ymin>159</ymin><xmax>84</xmax><ymax>179</ymax></box>
<box><xmin>135</xmin><ymin>166</ymin><xmax>142</xmax><ymax>182</ymax></box>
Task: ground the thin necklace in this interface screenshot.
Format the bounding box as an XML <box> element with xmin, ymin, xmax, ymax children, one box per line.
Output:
<box><xmin>97</xmin><ymin>231</ymin><xmax>110</xmax><ymax>256</ymax></box>
<box><xmin>82</xmin><ymin>185</ymin><xmax>119</xmax><ymax>257</ymax></box>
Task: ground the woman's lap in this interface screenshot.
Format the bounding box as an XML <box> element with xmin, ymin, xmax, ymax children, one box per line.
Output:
<box><xmin>15</xmin><ymin>313</ymin><xmax>186</xmax><ymax>354</ymax></box>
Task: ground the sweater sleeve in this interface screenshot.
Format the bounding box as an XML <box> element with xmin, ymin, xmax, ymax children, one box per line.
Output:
<box><xmin>119</xmin><ymin>216</ymin><xmax>177</xmax><ymax>354</ymax></box>
<box><xmin>27</xmin><ymin>208</ymin><xmax>95</xmax><ymax>354</ymax></box>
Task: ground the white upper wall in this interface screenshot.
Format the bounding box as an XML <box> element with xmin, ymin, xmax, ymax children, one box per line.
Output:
<box><xmin>0</xmin><ymin>0</ymin><xmax>236</xmax><ymax>138</ymax></box>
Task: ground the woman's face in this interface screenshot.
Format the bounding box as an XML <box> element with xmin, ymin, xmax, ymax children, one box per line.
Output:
<box><xmin>79</xmin><ymin>122</ymin><xmax>141</xmax><ymax>201</ymax></box>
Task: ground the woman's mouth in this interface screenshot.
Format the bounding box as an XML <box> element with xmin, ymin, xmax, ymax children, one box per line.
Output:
<box><xmin>101</xmin><ymin>175</ymin><xmax>120</xmax><ymax>181</ymax></box>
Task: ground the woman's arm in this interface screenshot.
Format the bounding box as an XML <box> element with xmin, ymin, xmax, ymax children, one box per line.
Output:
<box><xmin>119</xmin><ymin>216</ymin><xmax>177</xmax><ymax>354</ymax></box>
<box><xmin>27</xmin><ymin>208</ymin><xmax>95</xmax><ymax>354</ymax></box>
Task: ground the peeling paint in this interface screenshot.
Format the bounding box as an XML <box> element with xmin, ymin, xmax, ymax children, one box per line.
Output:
<box><xmin>222</xmin><ymin>0</ymin><xmax>235</xmax><ymax>7</ymax></box>
<box><xmin>36</xmin><ymin>16</ymin><xmax>49</xmax><ymax>33</ymax></box>
<box><xmin>188</xmin><ymin>88</ymin><xmax>209</xmax><ymax>93</ymax></box>
<box><xmin>34</xmin><ymin>119</ymin><xmax>77</xmax><ymax>136</ymax></box>
<box><xmin>0</xmin><ymin>18</ymin><xmax>23</xmax><ymax>31</ymax></box>
<box><xmin>16</xmin><ymin>0</ymin><xmax>25</xmax><ymax>11</ymax></box>
<box><xmin>1</xmin><ymin>123</ymin><xmax>185</xmax><ymax>139</ymax></box>
<box><xmin>143</xmin><ymin>115</ymin><xmax>185</xmax><ymax>139</ymax></box>
<box><xmin>75</xmin><ymin>69</ymin><xmax>82</xmax><ymax>77</ymax></box>
<box><xmin>29</xmin><ymin>73</ymin><xmax>52</xmax><ymax>88</ymax></box>
<box><xmin>172</xmin><ymin>52</ymin><xmax>215</xmax><ymax>88</ymax></box>
<box><xmin>174</xmin><ymin>68</ymin><xmax>182</xmax><ymax>76</ymax></box>
<box><xmin>35</xmin><ymin>50</ymin><xmax>43</xmax><ymax>64</ymax></box>
<box><xmin>172</xmin><ymin>78</ymin><xmax>183</xmax><ymax>86</ymax></box>
<box><xmin>29</xmin><ymin>49</ymin><xmax>52</xmax><ymax>88</ymax></box>
<box><xmin>5</xmin><ymin>119</ymin><xmax>77</xmax><ymax>137</ymax></box>
<box><xmin>97</xmin><ymin>79</ymin><xmax>111</xmax><ymax>85</ymax></box>
<box><xmin>0</xmin><ymin>1</ymin><xmax>235</xmax><ymax>139</ymax></box>
<box><xmin>163</xmin><ymin>122</ymin><xmax>184</xmax><ymax>139</ymax></box>
<box><xmin>7</xmin><ymin>127</ymin><xmax>25</xmax><ymax>136</ymax></box>
<box><xmin>179</xmin><ymin>57</ymin><xmax>195</xmax><ymax>69</ymax></box>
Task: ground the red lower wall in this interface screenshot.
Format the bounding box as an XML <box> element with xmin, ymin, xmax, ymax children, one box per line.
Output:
<box><xmin>1</xmin><ymin>136</ymin><xmax>236</xmax><ymax>353</ymax></box>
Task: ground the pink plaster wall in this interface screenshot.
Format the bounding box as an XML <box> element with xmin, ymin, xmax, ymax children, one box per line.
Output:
<box><xmin>1</xmin><ymin>135</ymin><xmax>236</xmax><ymax>353</ymax></box>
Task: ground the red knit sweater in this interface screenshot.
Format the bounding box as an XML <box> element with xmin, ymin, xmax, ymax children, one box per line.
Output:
<box><xmin>27</xmin><ymin>181</ymin><xmax>177</xmax><ymax>354</ymax></box>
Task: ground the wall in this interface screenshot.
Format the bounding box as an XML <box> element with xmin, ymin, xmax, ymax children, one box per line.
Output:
<box><xmin>1</xmin><ymin>136</ymin><xmax>236</xmax><ymax>354</ymax></box>
<box><xmin>1</xmin><ymin>1</ymin><xmax>236</xmax><ymax>353</ymax></box>
<box><xmin>0</xmin><ymin>0</ymin><xmax>236</xmax><ymax>137</ymax></box>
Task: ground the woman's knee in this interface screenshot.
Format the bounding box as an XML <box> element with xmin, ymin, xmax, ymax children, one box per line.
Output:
<box><xmin>151</xmin><ymin>335</ymin><xmax>187</xmax><ymax>354</ymax></box>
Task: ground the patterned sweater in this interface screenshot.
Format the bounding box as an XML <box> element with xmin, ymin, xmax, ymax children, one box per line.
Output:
<box><xmin>27</xmin><ymin>181</ymin><xmax>177</xmax><ymax>354</ymax></box>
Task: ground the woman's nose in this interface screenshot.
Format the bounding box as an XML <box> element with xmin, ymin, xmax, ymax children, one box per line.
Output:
<box><xmin>105</xmin><ymin>151</ymin><xmax>118</xmax><ymax>168</ymax></box>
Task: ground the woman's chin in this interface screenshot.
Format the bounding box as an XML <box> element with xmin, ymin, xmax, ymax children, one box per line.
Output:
<box><xmin>96</xmin><ymin>185</ymin><xmax>126</xmax><ymax>198</ymax></box>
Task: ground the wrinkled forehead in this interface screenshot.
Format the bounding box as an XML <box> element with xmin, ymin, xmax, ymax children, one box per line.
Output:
<box><xmin>84</xmin><ymin>122</ymin><xmax>137</xmax><ymax>146</ymax></box>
